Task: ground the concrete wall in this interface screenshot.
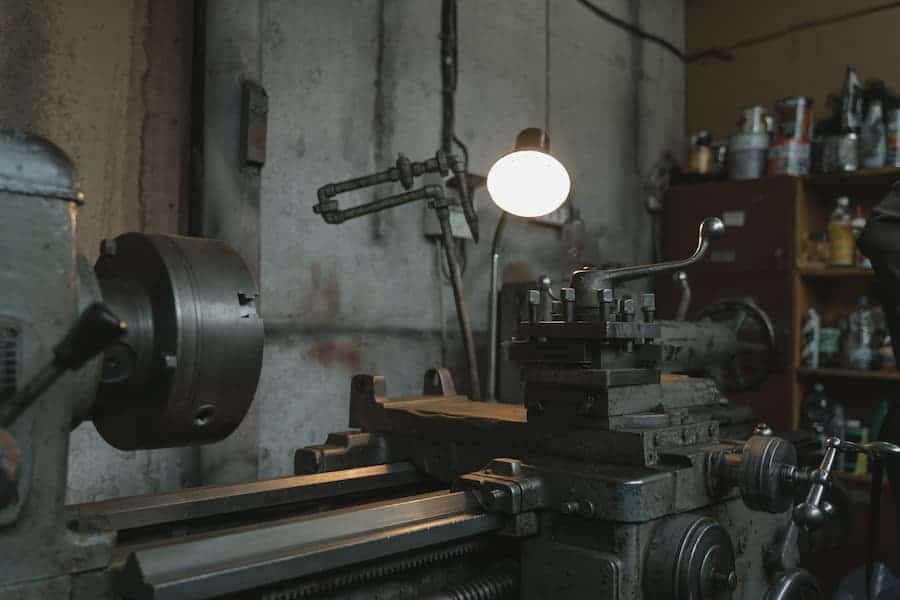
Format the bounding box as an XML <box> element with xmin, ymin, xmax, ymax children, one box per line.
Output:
<box><xmin>2</xmin><ymin>0</ymin><xmax>685</xmax><ymax>498</ymax></box>
<box><xmin>256</xmin><ymin>0</ymin><xmax>685</xmax><ymax>478</ymax></box>
<box><xmin>686</xmin><ymin>1</ymin><xmax>900</xmax><ymax>137</ymax></box>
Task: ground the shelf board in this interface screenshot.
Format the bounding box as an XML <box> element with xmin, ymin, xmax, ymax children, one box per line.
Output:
<box><xmin>796</xmin><ymin>367</ymin><xmax>900</xmax><ymax>382</ymax></box>
<box><xmin>808</xmin><ymin>167</ymin><xmax>900</xmax><ymax>194</ymax></box>
<box><xmin>797</xmin><ymin>267</ymin><xmax>874</xmax><ymax>278</ymax></box>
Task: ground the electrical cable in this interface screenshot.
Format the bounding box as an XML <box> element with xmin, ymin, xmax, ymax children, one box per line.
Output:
<box><xmin>544</xmin><ymin>0</ymin><xmax>551</xmax><ymax>134</ymax></box>
<box><xmin>576</xmin><ymin>0</ymin><xmax>685</xmax><ymax>62</ymax></box>
<box><xmin>440</xmin><ymin>0</ymin><xmax>459</xmax><ymax>156</ymax></box>
<box><xmin>688</xmin><ymin>1</ymin><xmax>900</xmax><ymax>63</ymax></box>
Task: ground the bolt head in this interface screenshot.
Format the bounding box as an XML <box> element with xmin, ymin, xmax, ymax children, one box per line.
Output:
<box><xmin>714</xmin><ymin>570</ymin><xmax>737</xmax><ymax>590</ymax></box>
<box><xmin>527</xmin><ymin>290</ymin><xmax>541</xmax><ymax>305</ymax></box>
<box><xmin>100</xmin><ymin>239</ymin><xmax>117</xmax><ymax>256</ymax></box>
<box><xmin>161</xmin><ymin>353</ymin><xmax>177</xmax><ymax>370</ymax></box>
<box><xmin>484</xmin><ymin>488</ymin><xmax>507</xmax><ymax>510</ymax></box>
<box><xmin>598</xmin><ymin>288</ymin><xmax>614</xmax><ymax>303</ymax></box>
<box><xmin>561</xmin><ymin>287</ymin><xmax>575</xmax><ymax>302</ymax></box>
<box><xmin>641</xmin><ymin>293</ymin><xmax>656</xmax><ymax>309</ymax></box>
<box><xmin>622</xmin><ymin>298</ymin><xmax>636</xmax><ymax>315</ymax></box>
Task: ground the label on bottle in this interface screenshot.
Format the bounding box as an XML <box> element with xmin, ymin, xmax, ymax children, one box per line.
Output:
<box><xmin>828</xmin><ymin>221</ymin><xmax>855</xmax><ymax>266</ymax></box>
<box><xmin>768</xmin><ymin>140</ymin><xmax>810</xmax><ymax>175</ymax></box>
<box><xmin>888</xmin><ymin>118</ymin><xmax>900</xmax><ymax>166</ymax></box>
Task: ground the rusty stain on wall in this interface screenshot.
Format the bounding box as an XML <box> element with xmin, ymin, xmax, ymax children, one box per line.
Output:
<box><xmin>502</xmin><ymin>260</ymin><xmax>536</xmax><ymax>284</ymax></box>
<box><xmin>306</xmin><ymin>339</ymin><xmax>363</xmax><ymax>371</ymax></box>
<box><xmin>308</xmin><ymin>262</ymin><xmax>342</xmax><ymax>322</ymax></box>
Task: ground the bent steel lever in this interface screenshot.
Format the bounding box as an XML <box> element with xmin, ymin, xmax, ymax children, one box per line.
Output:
<box><xmin>570</xmin><ymin>217</ymin><xmax>725</xmax><ymax>317</ymax></box>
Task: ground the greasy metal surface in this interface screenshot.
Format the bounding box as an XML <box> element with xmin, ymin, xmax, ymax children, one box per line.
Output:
<box><xmin>571</xmin><ymin>218</ymin><xmax>724</xmax><ymax>318</ymax></box>
<box><xmin>0</xmin><ymin>130</ymin><xmax>82</xmax><ymax>201</ymax></box>
<box><xmin>93</xmin><ymin>233</ymin><xmax>264</xmax><ymax>449</ymax></box>
<box><xmin>0</xmin><ymin>134</ymin><xmax>113</xmax><ymax>591</ymax></box>
<box><xmin>517</xmin><ymin>320</ymin><xmax>661</xmax><ymax>340</ymax></box>
<box><xmin>118</xmin><ymin>490</ymin><xmax>502</xmax><ymax>600</ymax></box>
<box><xmin>525</xmin><ymin>375</ymin><xmax>719</xmax><ymax>422</ymax></box>
<box><xmin>644</xmin><ymin>514</ymin><xmax>736</xmax><ymax>600</ymax></box>
<box><xmin>68</xmin><ymin>462</ymin><xmax>421</xmax><ymax>532</ymax></box>
<box><xmin>659</xmin><ymin>320</ymin><xmax>738</xmax><ymax>372</ymax></box>
<box><xmin>348</xmin><ymin>374</ymin><xmax>721</xmax><ymax>468</ymax></box>
<box><xmin>522</xmin><ymin>541</ymin><xmax>620</xmax><ymax>599</ymax></box>
<box><xmin>260</xmin><ymin>538</ymin><xmax>497</xmax><ymax>600</ymax></box>
<box><xmin>295</xmin><ymin>431</ymin><xmax>397</xmax><ymax>475</ymax></box>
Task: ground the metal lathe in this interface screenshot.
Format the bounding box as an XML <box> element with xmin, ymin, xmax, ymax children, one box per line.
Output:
<box><xmin>3</xmin><ymin>130</ymin><xmax>898</xmax><ymax>600</ymax></box>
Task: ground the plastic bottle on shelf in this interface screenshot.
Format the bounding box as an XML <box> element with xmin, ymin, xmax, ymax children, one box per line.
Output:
<box><xmin>828</xmin><ymin>196</ymin><xmax>855</xmax><ymax>267</ymax></box>
<box><xmin>801</xmin><ymin>308</ymin><xmax>821</xmax><ymax>368</ymax></box>
<box><xmin>846</xmin><ymin>296</ymin><xmax>874</xmax><ymax>370</ymax></box>
<box><xmin>850</xmin><ymin>204</ymin><xmax>871</xmax><ymax>269</ymax></box>
<box><xmin>860</xmin><ymin>99</ymin><xmax>887</xmax><ymax>169</ymax></box>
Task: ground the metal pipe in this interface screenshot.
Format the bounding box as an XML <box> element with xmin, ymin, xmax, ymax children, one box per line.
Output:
<box><xmin>324</xmin><ymin>187</ymin><xmax>435</xmax><ymax>223</ymax></box>
<box><xmin>439</xmin><ymin>208</ymin><xmax>482</xmax><ymax>401</ymax></box>
<box><xmin>486</xmin><ymin>212</ymin><xmax>508</xmax><ymax>402</ymax></box>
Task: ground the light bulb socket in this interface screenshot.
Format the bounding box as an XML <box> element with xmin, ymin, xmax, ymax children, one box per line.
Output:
<box><xmin>515</xmin><ymin>128</ymin><xmax>551</xmax><ymax>153</ymax></box>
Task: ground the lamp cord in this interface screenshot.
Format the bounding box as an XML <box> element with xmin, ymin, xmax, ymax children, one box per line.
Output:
<box><xmin>575</xmin><ymin>0</ymin><xmax>684</xmax><ymax>62</ymax></box>
<box><xmin>544</xmin><ymin>0</ymin><xmax>551</xmax><ymax>134</ymax></box>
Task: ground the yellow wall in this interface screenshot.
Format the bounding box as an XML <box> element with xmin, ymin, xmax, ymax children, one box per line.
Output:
<box><xmin>686</xmin><ymin>1</ymin><xmax>900</xmax><ymax>138</ymax></box>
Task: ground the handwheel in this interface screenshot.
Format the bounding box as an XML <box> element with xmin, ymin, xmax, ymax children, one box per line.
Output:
<box><xmin>695</xmin><ymin>298</ymin><xmax>776</xmax><ymax>393</ymax></box>
<box><xmin>763</xmin><ymin>569</ymin><xmax>820</xmax><ymax>600</ymax></box>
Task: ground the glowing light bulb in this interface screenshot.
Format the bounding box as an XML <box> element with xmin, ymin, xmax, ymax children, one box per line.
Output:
<box><xmin>486</xmin><ymin>149</ymin><xmax>571</xmax><ymax>218</ymax></box>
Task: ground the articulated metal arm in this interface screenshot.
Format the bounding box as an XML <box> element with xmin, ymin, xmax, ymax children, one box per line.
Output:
<box><xmin>313</xmin><ymin>153</ymin><xmax>482</xmax><ymax>400</ymax></box>
<box><xmin>314</xmin><ymin>150</ymin><xmax>478</xmax><ymax>241</ymax></box>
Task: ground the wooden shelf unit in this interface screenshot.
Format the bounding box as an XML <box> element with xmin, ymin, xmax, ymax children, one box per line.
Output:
<box><xmin>791</xmin><ymin>168</ymin><xmax>900</xmax><ymax>429</ymax></box>
<box><xmin>796</xmin><ymin>367</ymin><xmax>900</xmax><ymax>382</ymax></box>
<box><xmin>663</xmin><ymin>168</ymin><xmax>900</xmax><ymax>432</ymax></box>
<box><xmin>797</xmin><ymin>267</ymin><xmax>873</xmax><ymax>278</ymax></box>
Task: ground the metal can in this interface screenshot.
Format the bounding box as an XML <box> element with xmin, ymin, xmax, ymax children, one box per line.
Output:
<box><xmin>887</xmin><ymin>108</ymin><xmax>900</xmax><ymax>167</ymax></box>
<box><xmin>728</xmin><ymin>132</ymin><xmax>768</xmax><ymax>180</ymax></box>
<box><xmin>774</xmin><ymin>96</ymin><xmax>814</xmax><ymax>141</ymax></box>
<box><xmin>769</xmin><ymin>96</ymin><xmax>814</xmax><ymax>175</ymax></box>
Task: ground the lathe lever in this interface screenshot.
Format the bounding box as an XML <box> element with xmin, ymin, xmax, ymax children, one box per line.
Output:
<box><xmin>0</xmin><ymin>302</ymin><xmax>125</xmax><ymax>428</ymax></box>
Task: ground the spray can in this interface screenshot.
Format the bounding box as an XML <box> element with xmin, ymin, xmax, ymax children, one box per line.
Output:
<box><xmin>769</xmin><ymin>96</ymin><xmax>813</xmax><ymax>175</ymax></box>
